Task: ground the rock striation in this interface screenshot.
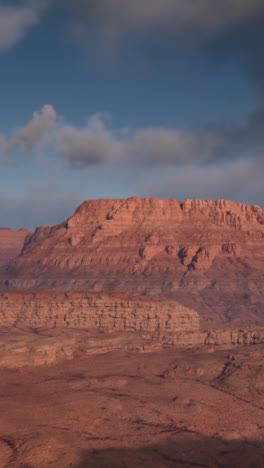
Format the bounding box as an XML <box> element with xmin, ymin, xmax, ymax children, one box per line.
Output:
<box><xmin>0</xmin><ymin>228</ymin><xmax>30</xmax><ymax>269</ymax></box>
<box><xmin>0</xmin><ymin>291</ymin><xmax>200</xmax><ymax>332</ymax></box>
<box><xmin>164</xmin><ymin>328</ymin><xmax>264</xmax><ymax>347</ymax></box>
<box><xmin>1</xmin><ymin>326</ymin><xmax>264</xmax><ymax>369</ymax></box>
<box><xmin>1</xmin><ymin>197</ymin><xmax>264</xmax><ymax>324</ymax></box>
<box><xmin>1</xmin><ymin>291</ymin><xmax>264</xmax><ymax>371</ymax></box>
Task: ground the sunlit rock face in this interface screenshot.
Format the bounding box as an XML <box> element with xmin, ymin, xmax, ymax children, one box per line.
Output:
<box><xmin>0</xmin><ymin>291</ymin><xmax>200</xmax><ymax>332</ymax></box>
<box><xmin>2</xmin><ymin>197</ymin><xmax>264</xmax><ymax>325</ymax></box>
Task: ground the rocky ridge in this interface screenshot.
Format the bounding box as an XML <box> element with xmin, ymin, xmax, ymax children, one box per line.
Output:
<box><xmin>2</xmin><ymin>197</ymin><xmax>264</xmax><ymax>324</ymax></box>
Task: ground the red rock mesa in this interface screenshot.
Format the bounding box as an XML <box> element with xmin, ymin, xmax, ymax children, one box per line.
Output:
<box><xmin>2</xmin><ymin>198</ymin><xmax>264</xmax><ymax>325</ymax></box>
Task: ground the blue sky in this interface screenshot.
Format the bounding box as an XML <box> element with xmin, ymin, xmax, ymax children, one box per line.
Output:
<box><xmin>0</xmin><ymin>0</ymin><xmax>263</xmax><ymax>229</ymax></box>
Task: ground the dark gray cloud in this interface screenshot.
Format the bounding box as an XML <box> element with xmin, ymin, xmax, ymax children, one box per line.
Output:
<box><xmin>0</xmin><ymin>0</ymin><xmax>50</xmax><ymax>51</ymax></box>
<box><xmin>56</xmin><ymin>113</ymin><xmax>122</xmax><ymax>167</ymax></box>
<box><xmin>2</xmin><ymin>1</ymin><xmax>264</xmax><ymax>91</ymax></box>
<box><xmin>66</xmin><ymin>0</ymin><xmax>264</xmax><ymax>100</ymax></box>
<box><xmin>2</xmin><ymin>1</ymin><xmax>264</xmax><ymax>95</ymax></box>
<box><xmin>68</xmin><ymin>0</ymin><xmax>264</xmax><ymax>41</ymax></box>
<box><xmin>56</xmin><ymin>110</ymin><xmax>264</xmax><ymax>168</ymax></box>
<box><xmin>56</xmin><ymin>116</ymin><xmax>227</xmax><ymax>167</ymax></box>
<box><xmin>127</xmin><ymin>128</ymin><xmax>225</xmax><ymax>164</ymax></box>
<box><xmin>230</xmin><ymin>106</ymin><xmax>264</xmax><ymax>148</ymax></box>
<box><xmin>205</xmin><ymin>13</ymin><xmax>264</xmax><ymax>92</ymax></box>
<box><xmin>13</xmin><ymin>104</ymin><xmax>57</xmax><ymax>151</ymax></box>
<box><xmin>0</xmin><ymin>105</ymin><xmax>57</xmax><ymax>160</ymax></box>
<box><xmin>1</xmin><ymin>104</ymin><xmax>264</xmax><ymax>168</ymax></box>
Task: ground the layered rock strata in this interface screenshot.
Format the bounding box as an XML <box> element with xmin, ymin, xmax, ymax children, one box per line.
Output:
<box><xmin>0</xmin><ymin>291</ymin><xmax>200</xmax><ymax>332</ymax></box>
<box><xmin>0</xmin><ymin>326</ymin><xmax>264</xmax><ymax>369</ymax></box>
<box><xmin>164</xmin><ymin>328</ymin><xmax>264</xmax><ymax>347</ymax></box>
<box><xmin>2</xmin><ymin>197</ymin><xmax>264</xmax><ymax>324</ymax></box>
<box><xmin>0</xmin><ymin>228</ymin><xmax>30</xmax><ymax>268</ymax></box>
<box><xmin>1</xmin><ymin>291</ymin><xmax>264</xmax><ymax>370</ymax></box>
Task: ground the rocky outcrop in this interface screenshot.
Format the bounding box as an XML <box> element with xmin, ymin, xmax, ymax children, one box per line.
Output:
<box><xmin>0</xmin><ymin>324</ymin><xmax>264</xmax><ymax>369</ymax></box>
<box><xmin>1</xmin><ymin>197</ymin><xmax>264</xmax><ymax>324</ymax></box>
<box><xmin>0</xmin><ymin>291</ymin><xmax>200</xmax><ymax>332</ymax></box>
<box><xmin>0</xmin><ymin>228</ymin><xmax>30</xmax><ymax>269</ymax></box>
<box><xmin>164</xmin><ymin>328</ymin><xmax>264</xmax><ymax>347</ymax></box>
<box><xmin>1</xmin><ymin>290</ymin><xmax>264</xmax><ymax>370</ymax></box>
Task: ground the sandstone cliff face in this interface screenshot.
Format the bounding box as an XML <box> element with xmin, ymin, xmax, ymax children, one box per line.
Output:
<box><xmin>2</xmin><ymin>198</ymin><xmax>264</xmax><ymax>324</ymax></box>
<box><xmin>0</xmin><ymin>291</ymin><xmax>200</xmax><ymax>332</ymax></box>
<box><xmin>163</xmin><ymin>328</ymin><xmax>264</xmax><ymax>347</ymax></box>
<box><xmin>1</xmin><ymin>289</ymin><xmax>264</xmax><ymax>371</ymax></box>
<box><xmin>0</xmin><ymin>228</ymin><xmax>30</xmax><ymax>269</ymax></box>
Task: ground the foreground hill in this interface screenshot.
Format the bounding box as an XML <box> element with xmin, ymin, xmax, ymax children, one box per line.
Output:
<box><xmin>0</xmin><ymin>228</ymin><xmax>30</xmax><ymax>269</ymax></box>
<box><xmin>2</xmin><ymin>197</ymin><xmax>264</xmax><ymax>324</ymax></box>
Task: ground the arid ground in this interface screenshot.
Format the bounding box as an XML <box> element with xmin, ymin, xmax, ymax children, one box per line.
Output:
<box><xmin>0</xmin><ymin>327</ymin><xmax>264</xmax><ymax>468</ymax></box>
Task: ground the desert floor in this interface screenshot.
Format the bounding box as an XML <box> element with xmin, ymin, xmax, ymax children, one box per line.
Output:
<box><xmin>0</xmin><ymin>330</ymin><xmax>264</xmax><ymax>468</ymax></box>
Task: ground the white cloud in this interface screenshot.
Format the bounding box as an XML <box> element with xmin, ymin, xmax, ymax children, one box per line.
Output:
<box><xmin>0</xmin><ymin>1</ymin><xmax>49</xmax><ymax>52</ymax></box>
<box><xmin>13</xmin><ymin>104</ymin><xmax>57</xmax><ymax>151</ymax></box>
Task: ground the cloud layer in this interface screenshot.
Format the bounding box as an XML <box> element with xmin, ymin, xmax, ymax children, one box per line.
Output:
<box><xmin>13</xmin><ymin>104</ymin><xmax>57</xmax><ymax>151</ymax></box>
<box><xmin>57</xmin><ymin>113</ymin><xmax>122</xmax><ymax>167</ymax></box>
<box><xmin>67</xmin><ymin>0</ymin><xmax>264</xmax><ymax>109</ymax></box>
<box><xmin>138</xmin><ymin>158</ymin><xmax>264</xmax><ymax>203</ymax></box>
<box><xmin>1</xmin><ymin>2</ymin><xmax>263</xmax><ymax>230</ymax></box>
<box><xmin>0</xmin><ymin>1</ymin><xmax>49</xmax><ymax>51</ymax></box>
<box><xmin>0</xmin><ymin>105</ymin><xmax>225</xmax><ymax>166</ymax></box>
<box><xmin>69</xmin><ymin>0</ymin><xmax>264</xmax><ymax>40</ymax></box>
<box><xmin>2</xmin><ymin>1</ymin><xmax>264</xmax><ymax>52</ymax></box>
<box><xmin>0</xmin><ymin>104</ymin><xmax>263</xmax><ymax>221</ymax></box>
<box><xmin>1</xmin><ymin>104</ymin><xmax>264</xmax><ymax>168</ymax></box>
<box><xmin>2</xmin><ymin>1</ymin><xmax>264</xmax><ymax>100</ymax></box>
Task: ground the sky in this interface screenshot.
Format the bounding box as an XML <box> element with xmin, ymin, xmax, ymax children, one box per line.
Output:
<box><xmin>0</xmin><ymin>0</ymin><xmax>263</xmax><ymax>230</ymax></box>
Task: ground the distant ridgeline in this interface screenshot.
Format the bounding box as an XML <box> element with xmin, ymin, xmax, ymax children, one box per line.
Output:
<box><xmin>0</xmin><ymin>228</ymin><xmax>30</xmax><ymax>269</ymax></box>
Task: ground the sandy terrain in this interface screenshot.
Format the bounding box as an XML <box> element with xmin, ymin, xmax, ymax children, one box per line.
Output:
<box><xmin>0</xmin><ymin>328</ymin><xmax>263</xmax><ymax>468</ymax></box>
